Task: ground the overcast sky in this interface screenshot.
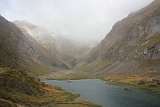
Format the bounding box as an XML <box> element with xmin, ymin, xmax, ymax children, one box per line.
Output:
<box><xmin>0</xmin><ymin>0</ymin><xmax>153</xmax><ymax>43</ymax></box>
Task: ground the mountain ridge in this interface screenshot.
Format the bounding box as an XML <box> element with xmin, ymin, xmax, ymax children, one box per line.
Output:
<box><xmin>59</xmin><ymin>1</ymin><xmax>160</xmax><ymax>87</ymax></box>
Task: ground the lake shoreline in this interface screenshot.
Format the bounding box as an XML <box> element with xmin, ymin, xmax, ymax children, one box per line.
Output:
<box><xmin>43</xmin><ymin>76</ymin><xmax>160</xmax><ymax>96</ymax></box>
<box><xmin>44</xmin><ymin>79</ymin><xmax>160</xmax><ymax>107</ymax></box>
<box><xmin>41</xmin><ymin>70</ymin><xmax>160</xmax><ymax>97</ymax></box>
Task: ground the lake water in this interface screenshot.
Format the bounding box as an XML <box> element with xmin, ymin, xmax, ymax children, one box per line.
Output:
<box><xmin>44</xmin><ymin>79</ymin><xmax>160</xmax><ymax>107</ymax></box>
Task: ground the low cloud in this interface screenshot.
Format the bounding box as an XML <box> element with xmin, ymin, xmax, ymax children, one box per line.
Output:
<box><xmin>0</xmin><ymin>0</ymin><xmax>153</xmax><ymax>42</ymax></box>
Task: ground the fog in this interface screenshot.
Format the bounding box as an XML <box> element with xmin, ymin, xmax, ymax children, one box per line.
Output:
<box><xmin>0</xmin><ymin>0</ymin><xmax>153</xmax><ymax>43</ymax></box>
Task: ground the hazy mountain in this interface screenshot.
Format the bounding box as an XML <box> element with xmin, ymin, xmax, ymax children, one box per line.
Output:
<box><xmin>72</xmin><ymin>0</ymin><xmax>160</xmax><ymax>85</ymax></box>
<box><xmin>0</xmin><ymin>15</ymin><xmax>69</xmax><ymax>77</ymax></box>
<box><xmin>14</xmin><ymin>21</ymin><xmax>92</xmax><ymax>68</ymax></box>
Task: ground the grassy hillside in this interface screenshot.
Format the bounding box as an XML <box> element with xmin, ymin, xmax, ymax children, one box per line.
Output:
<box><xmin>0</xmin><ymin>67</ymin><xmax>100</xmax><ymax>107</ymax></box>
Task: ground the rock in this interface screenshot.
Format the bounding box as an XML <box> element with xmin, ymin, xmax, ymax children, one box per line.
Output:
<box><xmin>152</xmin><ymin>79</ymin><xmax>160</xmax><ymax>85</ymax></box>
<box><xmin>138</xmin><ymin>80</ymin><xmax>147</xmax><ymax>85</ymax></box>
<box><xmin>124</xmin><ymin>88</ymin><xmax>131</xmax><ymax>91</ymax></box>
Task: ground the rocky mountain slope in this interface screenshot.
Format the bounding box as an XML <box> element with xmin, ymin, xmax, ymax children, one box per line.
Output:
<box><xmin>68</xmin><ymin>0</ymin><xmax>160</xmax><ymax>86</ymax></box>
<box><xmin>14</xmin><ymin>21</ymin><xmax>91</xmax><ymax>68</ymax></box>
<box><xmin>0</xmin><ymin>15</ymin><xmax>70</xmax><ymax>76</ymax></box>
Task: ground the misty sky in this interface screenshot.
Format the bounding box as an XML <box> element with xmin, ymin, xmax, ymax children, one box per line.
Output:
<box><xmin>0</xmin><ymin>0</ymin><xmax>153</xmax><ymax>43</ymax></box>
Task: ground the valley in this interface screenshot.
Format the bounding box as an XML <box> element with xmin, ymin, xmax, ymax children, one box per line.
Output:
<box><xmin>0</xmin><ymin>0</ymin><xmax>160</xmax><ymax>107</ymax></box>
<box><xmin>42</xmin><ymin>0</ymin><xmax>160</xmax><ymax>91</ymax></box>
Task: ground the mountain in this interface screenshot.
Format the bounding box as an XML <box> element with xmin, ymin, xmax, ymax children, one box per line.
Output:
<box><xmin>14</xmin><ymin>21</ymin><xmax>91</xmax><ymax>68</ymax></box>
<box><xmin>70</xmin><ymin>0</ymin><xmax>160</xmax><ymax>85</ymax></box>
<box><xmin>0</xmin><ymin>15</ymin><xmax>70</xmax><ymax>77</ymax></box>
<box><xmin>0</xmin><ymin>15</ymin><xmax>56</xmax><ymax>106</ymax></box>
<box><xmin>0</xmin><ymin>15</ymin><xmax>100</xmax><ymax>107</ymax></box>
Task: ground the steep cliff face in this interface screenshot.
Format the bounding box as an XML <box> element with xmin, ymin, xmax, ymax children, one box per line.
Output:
<box><xmin>76</xmin><ymin>0</ymin><xmax>160</xmax><ymax>79</ymax></box>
